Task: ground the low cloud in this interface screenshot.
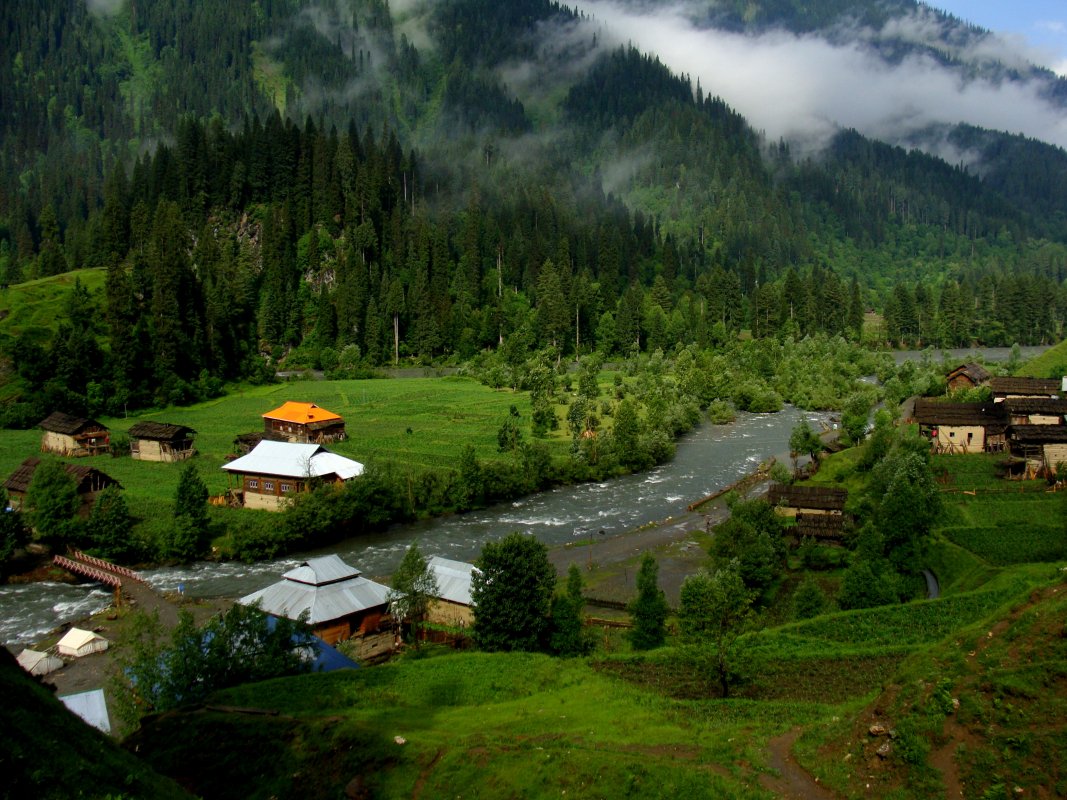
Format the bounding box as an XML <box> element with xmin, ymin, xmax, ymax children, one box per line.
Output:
<box><xmin>571</xmin><ymin>1</ymin><xmax>1067</xmax><ymax>153</ymax></box>
<box><xmin>85</xmin><ymin>0</ymin><xmax>123</xmax><ymax>17</ymax></box>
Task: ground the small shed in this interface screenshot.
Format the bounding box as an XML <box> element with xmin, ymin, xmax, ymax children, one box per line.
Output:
<box><xmin>238</xmin><ymin>555</ymin><xmax>391</xmax><ymax>645</ymax></box>
<box><xmin>792</xmin><ymin>512</ymin><xmax>847</xmax><ymax>545</ymax></box>
<box><xmin>1006</xmin><ymin>424</ymin><xmax>1067</xmax><ymax>479</ymax></box>
<box><xmin>16</xmin><ymin>648</ymin><xmax>63</xmax><ymax>676</ymax></box>
<box><xmin>127</xmin><ymin>421</ymin><xmax>197</xmax><ymax>462</ymax></box>
<box><xmin>913</xmin><ymin>399</ymin><xmax>1008</xmax><ymax>454</ymax></box>
<box><xmin>262</xmin><ymin>401</ymin><xmax>347</xmax><ymax>444</ymax></box>
<box><xmin>425</xmin><ymin>556</ymin><xmax>479</xmax><ymax>627</ymax></box>
<box><xmin>56</xmin><ymin>628</ymin><xmax>109</xmax><ymax>658</ymax></box>
<box><xmin>38</xmin><ymin>412</ymin><xmax>110</xmax><ymax>457</ymax></box>
<box><xmin>3</xmin><ymin>457</ymin><xmax>122</xmax><ymax>516</ymax></box>
<box><xmin>767</xmin><ymin>483</ymin><xmax>847</xmax><ymax>516</ymax></box>
<box><xmin>1001</xmin><ymin>398</ymin><xmax>1067</xmax><ymax>426</ymax></box>
<box><xmin>946</xmin><ymin>363</ymin><xmax>991</xmax><ymax>392</ymax></box>
<box><xmin>59</xmin><ymin>689</ymin><xmax>111</xmax><ymax>734</ymax></box>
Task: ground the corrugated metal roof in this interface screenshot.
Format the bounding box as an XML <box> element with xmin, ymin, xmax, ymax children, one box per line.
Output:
<box><xmin>239</xmin><ymin>561</ymin><xmax>391</xmax><ymax>624</ymax></box>
<box><xmin>221</xmin><ymin>440</ymin><xmax>364</xmax><ymax>480</ymax></box>
<box><xmin>58</xmin><ymin>689</ymin><xmax>111</xmax><ymax>734</ymax></box>
<box><xmin>283</xmin><ymin>555</ymin><xmax>362</xmax><ymax>586</ymax></box>
<box><xmin>428</xmin><ymin>556</ymin><xmax>478</xmax><ymax>606</ymax></box>
<box><xmin>263</xmin><ymin>401</ymin><xmax>343</xmax><ymax>424</ymax></box>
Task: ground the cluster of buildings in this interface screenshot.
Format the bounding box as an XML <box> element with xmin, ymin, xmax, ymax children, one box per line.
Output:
<box><xmin>4</xmin><ymin>401</ymin><xmax>362</xmax><ymax>514</ymax></box>
<box><xmin>913</xmin><ymin>369</ymin><xmax>1067</xmax><ymax>479</ymax></box>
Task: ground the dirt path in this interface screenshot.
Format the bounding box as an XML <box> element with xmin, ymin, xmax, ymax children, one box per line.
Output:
<box><xmin>760</xmin><ymin>728</ymin><xmax>837</xmax><ymax>800</ymax></box>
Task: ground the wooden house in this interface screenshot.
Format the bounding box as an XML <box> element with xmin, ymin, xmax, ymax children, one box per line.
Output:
<box><xmin>1001</xmin><ymin>398</ymin><xmax>1067</xmax><ymax>426</ymax></box>
<box><xmin>913</xmin><ymin>399</ymin><xmax>1007</xmax><ymax>454</ymax></box>
<box><xmin>38</xmin><ymin>412</ymin><xmax>110</xmax><ymax>457</ymax></box>
<box><xmin>1006</xmin><ymin>425</ymin><xmax>1067</xmax><ymax>480</ymax></box>
<box><xmin>127</xmin><ymin>422</ymin><xmax>197</xmax><ymax>462</ymax></box>
<box><xmin>238</xmin><ymin>555</ymin><xmax>391</xmax><ymax>645</ymax></box>
<box><xmin>990</xmin><ymin>376</ymin><xmax>1062</xmax><ymax>403</ymax></box>
<box><xmin>3</xmin><ymin>457</ymin><xmax>121</xmax><ymax>516</ymax></box>
<box><xmin>792</xmin><ymin>512</ymin><xmax>847</xmax><ymax>545</ymax></box>
<box><xmin>946</xmin><ymin>363</ymin><xmax>991</xmax><ymax>392</ymax></box>
<box><xmin>221</xmin><ymin>440</ymin><xmax>364</xmax><ymax>511</ymax></box>
<box><xmin>262</xmin><ymin>401</ymin><xmax>347</xmax><ymax>444</ymax></box>
<box><xmin>766</xmin><ymin>483</ymin><xmax>847</xmax><ymax>516</ymax></box>
<box><xmin>424</xmin><ymin>556</ymin><xmax>478</xmax><ymax>627</ymax></box>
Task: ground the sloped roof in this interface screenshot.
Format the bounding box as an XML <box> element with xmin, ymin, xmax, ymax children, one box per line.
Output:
<box><xmin>239</xmin><ymin>556</ymin><xmax>390</xmax><ymax>624</ymax></box>
<box><xmin>990</xmin><ymin>377</ymin><xmax>1062</xmax><ymax>397</ymax></box>
<box><xmin>284</xmin><ymin>555</ymin><xmax>362</xmax><ymax>586</ymax></box>
<box><xmin>234</xmin><ymin>430</ymin><xmax>288</xmax><ymax>447</ymax></box>
<box><xmin>3</xmin><ymin>457</ymin><xmax>122</xmax><ymax>495</ymax></box>
<box><xmin>946</xmin><ymin>363</ymin><xmax>991</xmax><ymax>384</ymax></box>
<box><xmin>1002</xmin><ymin>398</ymin><xmax>1067</xmax><ymax>417</ymax></box>
<box><xmin>767</xmin><ymin>483</ymin><xmax>847</xmax><ymax>511</ymax></box>
<box><xmin>913</xmin><ymin>399</ymin><xmax>1007</xmax><ymax>429</ymax></box>
<box><xmin>127</xmin><ymin>421</ymin><xmax>196</xmax><ymax>441</ymax></box>
<box><xmin>427</xmin><ymin>556</ymin><xmax>478</xmax><ymax>606</ymax></box>
<box><xmin>221</xmin><ymin>440</ymin><xmax>364</xmax><ymax>480</ymax></box>
<box><xmin>263</xmin><ymin>401</ymin><xmax>344</xmax><ymax>425</ymax></box>
<box><xmin>38</xmin><ymin>412</ymin><xmax>107</xmax><ymax>436</ymax></box>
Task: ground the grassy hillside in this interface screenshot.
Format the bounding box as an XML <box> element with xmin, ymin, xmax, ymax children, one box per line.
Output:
<box><xmin>0</xmin><ymin>269</ymin><xmax>107</xmax><ymax>343</ymax></box>
<box><xmin>1016</xmin><ymin>338</ymin><xmax>1067</xmax><ymax>379</ymax></box>
<box><xmin>0</xmin><ymin>649</ymin><xmax>192</xmax><ymax>800</ymax></box>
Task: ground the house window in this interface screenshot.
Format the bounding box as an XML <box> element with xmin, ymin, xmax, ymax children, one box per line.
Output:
<box><xmin>949</xmin><ymin>432</ymin><xmax>955</xmax><ymax>438</ymax></box>
<box><xmin>264</xmin><ymin>481</ymin><xmax>274</xmax><ymax>491</ymax></box>
<box><xmin>281</xmin><ymin>483</ymin><xmax>292</xmax><ymax>493</ymax></box>
<box><xmin>248</xmin><ymin>479</ymin><xmax>259</xmax><ymax>490</ymax></box>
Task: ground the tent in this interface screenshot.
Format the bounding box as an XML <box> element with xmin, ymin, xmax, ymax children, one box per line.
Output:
<box><xmin>59</xmin><ymin>689</ymin><xmax>111</xmax><ymax>734</ymax></box>
<box><xmin>56</xmin><ymin>628</ymin><xmax>108</xmax><ymax>658</ymax></box>
<box><xmin>16</xmin><ymin>648</ymin><xmax>63</xmax><ymax>676</ymax></box>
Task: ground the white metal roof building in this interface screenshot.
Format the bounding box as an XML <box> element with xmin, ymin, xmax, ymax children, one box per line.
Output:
<box><xmin>222</xmin><ymin>440</ymin><xmax>364</xmax><ymax>481</ymax></box>
<box><xmin>426</xmin><ymin>556</ymin><xmax>478</xmax><ymax>627</ymax></box>
<box><xmin>238</xmin><ymin>555</ymin><xmax>391</xmax><ymax>644</ymax></box>
<box><xmin>59</xmin><ymin>689</ymin><xmax>111</xmax><ymax>734</ymax></box>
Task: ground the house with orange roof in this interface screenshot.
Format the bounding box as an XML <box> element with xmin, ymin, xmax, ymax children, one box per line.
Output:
<box><xmin>262</xmin><ymin>401</ymin><xmax>347</xmax><ymax>444</ymax></box>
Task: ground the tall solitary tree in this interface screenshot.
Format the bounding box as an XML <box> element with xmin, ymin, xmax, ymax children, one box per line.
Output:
<box><xmin>550</xmin><ymin>563</ymin><xmax>590</xmax><ymax>657</ymax></box>
<box><xmin>388</xmin><ymin>542</ymin><xmax>439</xmax><ymax>645</ymax></box>
<box><xmin>471</xmin><ymin>532</ymin><xmax>556</xmax><ymax>652</ymax></box>
<box><xmin>677</xmin><ymin>562</ymin><xmax>752</xmax><ymax>698</ymax></box>
<box><xmin>627</xmin><ymin>552</ymin><xmax>669</xmax><ymax>650</ymax></box>
<box><xmin>24</xmin><ymin>460</ymin><xmax>79</xmax><ymax>546</ymax></box>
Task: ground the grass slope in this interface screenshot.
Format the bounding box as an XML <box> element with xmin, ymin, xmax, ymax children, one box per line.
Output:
<box><xmin>1015</xmin><ymin>338</ymin><xmax>1067</xmax><ymax>379</ymax></box>
<box><xmin>0</xmin><ymin>649</ymin><xmax>192</xmax><ymax>800</ymax></box>
<box><xmin>0</xmin><ymin>269</ymin><xmax>107</xmax><ymax>343</ymax></box>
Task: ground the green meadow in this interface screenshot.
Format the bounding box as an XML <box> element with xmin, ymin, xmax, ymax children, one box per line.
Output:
<box><xmin>0</xmin><ymin>268</ymin><xmax>107</xmax><ymax>343</ymax></box>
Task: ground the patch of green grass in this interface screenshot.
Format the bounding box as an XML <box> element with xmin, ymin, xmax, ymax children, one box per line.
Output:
<box><xmin>942</xmin><ymin>524</ymin><xmax>1067</xmax><ymax>565</ymax></box>
<box><xmin>0</xmin><ymin>268</ymin><xmax>107</xmax><ymax>343</ymax></box>
<box><xmin>1016</xmin><ymin>338</ymin><xmax>1067</xmax><ymax>378</ymax></box>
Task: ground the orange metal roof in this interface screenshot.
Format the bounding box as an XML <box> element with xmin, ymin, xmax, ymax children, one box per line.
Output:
<box><xmin>262</xmin><ymin>401</ymin><xmax>343</xmax><ymax>424</ymax></box>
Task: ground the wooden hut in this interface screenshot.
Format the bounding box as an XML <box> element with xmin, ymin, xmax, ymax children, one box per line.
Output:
<box><xmin>946</xmin><ymin>363</ymin><xmax>991</xmax><ymax>392</ymax></box>
<box><xmin>792</xmin><ymin>512</ymin><xmax>847</xmax><ymax>545</ymax></box>
<box><xmin>1001</xmin><ymin>398</ymin><xmax>1067</xmax><ymax>426</ymax></box>
<box><xmin>912</xmin><ymin>399</ymin><xmax>1007</xmax><ymax>454</ymax></box>
<box><xmin>766</xmin><ymin>483</ymin><xmax>847</xmax><ymax>516</ymax></box>
<box><xmin>127</xmin><ymin>421</ymin><xmax>197</xmax><ymax>462</ymax></box>
<box><xmin>38</xmin><ymin>412</ymin><xmax>109</xmax><ymax>457</ymax></box>
<box><xmin>262</xmin><ymin>401</ymin><xmax>347</xmax><ymax>444</ymax></box>
<box><xmin>3</xmin><ymin>457</ymin><xmax>121</xmax><ymax>516</ymax></box>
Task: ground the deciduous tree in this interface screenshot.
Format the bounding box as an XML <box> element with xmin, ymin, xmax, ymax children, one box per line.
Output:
<box><xmin>471</xmin><ymin>532</ymin><xmax>555</xmax><ymax>652</ymax></box>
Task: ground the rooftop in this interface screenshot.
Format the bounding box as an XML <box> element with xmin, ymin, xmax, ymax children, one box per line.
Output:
<box><xmin>127</xmin><ymin>421</ymin><xmax>196</xmax><ymax>441</ymax></box>
<box><xmin>263</xmin><ymin>401</ymin><xmax>344</xmax><ymax>425</ymax></box>
<box><xmin>38</xmin><ymin>411</ymin><xmax>107</xmax><ymax>436</ymax></box>
<box><xmin>221</xmin><ymin>440</ymin><xmax>364</xmax><ymax>480</ymax></box>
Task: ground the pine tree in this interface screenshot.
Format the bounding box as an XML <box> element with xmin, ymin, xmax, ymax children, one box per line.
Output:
<box><xmin>627</xmin><ymin>552</ymin><xmax>669</xmax><ymax>650</ymax></box>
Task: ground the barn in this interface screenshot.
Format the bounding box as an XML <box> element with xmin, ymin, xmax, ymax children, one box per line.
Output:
<box><xmin>3</xmin><ymin>457</ymin><xmax>121</xmax><ymax>516</ymax></box>
<box><xmin>38</xmin><ymin>412</ymin><xmax>110</xmax><ymax>457</ymax></box>
<box><xmin>767</xmin><ymin>483</ymin><xmax>847</xmax><ymax>516</ymax></box>
<box><xmin>945</xmin><ymin>363</ymin><xmax>991</xmax><ymax>392</ymax></box>
<box><xmin>127</xmin><ymin>421</ymin><xmax>197</xmax><ymax>462</ymax></box>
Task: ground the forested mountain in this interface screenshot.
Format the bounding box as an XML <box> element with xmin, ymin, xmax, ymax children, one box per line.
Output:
<box><xmin>1</xmin><ymin>0</ymin><xmax>1066</xmax><ymax>420</ymax></box>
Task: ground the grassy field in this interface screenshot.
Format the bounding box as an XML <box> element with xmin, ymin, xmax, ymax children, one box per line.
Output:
<box><xmin>1015</xmin><ymin>337</ymin><xmax>1067</xmax><ymax>378</ymax></box>
<box><xmin>0</xmin><ymin>376</ymin><xmax>572</xmax><ymax>521</ymax></box>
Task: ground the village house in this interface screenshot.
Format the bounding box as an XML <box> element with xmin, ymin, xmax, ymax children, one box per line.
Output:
<box><xmin>945</xmin><ymin>362</ymin><xmax>991</xmax><ymax>392</ymax></box>
<box><xmin>913</xmin><ymin>398</ymin><xmax>1008</xmax><ymax>454</ymax></box>
<box><xmin>38</xmin><ymin>412</ymin><xmax>110</xmax><ymax>457</ymax></box>
<box><xmin>221</xmin><ymin>440</ymin><xmax>364</xmax><ymax>511</ymax></box>
<box><xmin>262</xmin><ymin>401</ymin><xmax>347</xmax><ymax>444</ymax></box>
<box><xmin>990</xmin><ymin>376</ymin><xmax>1063</xmax><ymax>403</ymax></box>
<box><xmin>3</xmin><ymin>457</ymin><xmax>121</xmax><ymax>516</ymax></box>
<box><xmin>238</xmin><ymin>555</ymin><xmax>391</xmax><ymax>645</ymax></box>
<box><xmin>425</xmin><ymin>556</ymin><xmax>478</xmax><ymax>627</ymax></box>
<box><xmin>127</xmin><ymin>421</ymin><xmax>197</xmax><ymax>462</ymax></box>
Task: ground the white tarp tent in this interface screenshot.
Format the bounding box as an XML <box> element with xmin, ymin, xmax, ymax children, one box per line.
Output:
<box><xmin>16</xmin><ymin>648</ymin><xmax>63</xmax><ymax>676</ymax></box>
<box><xmin>59</xmin><ymin>689</ymin><xmax>111</xmax><ymax>734</ymax></box>
<box><xmin>56</xmin><ymin>627</ymin><xmax>108</xmax><ymax>657</ymax></box>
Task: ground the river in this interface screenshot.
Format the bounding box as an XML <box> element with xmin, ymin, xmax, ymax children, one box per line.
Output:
<box><xmin>0</xmin><ymin>406</ymin><xmax>828</xmax><ymax>646</ymax></box>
